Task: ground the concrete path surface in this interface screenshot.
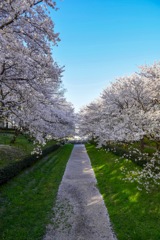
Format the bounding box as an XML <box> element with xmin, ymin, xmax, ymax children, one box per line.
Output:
<box><xmin>43</xmin><ymin>144</ymin><xmax>117</xmax><ymax>240</ymax></box>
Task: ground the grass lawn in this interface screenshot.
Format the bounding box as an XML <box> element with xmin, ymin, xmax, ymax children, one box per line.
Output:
<box><xmin>0</xmin><ymin>132</ymin><xmax>57</xmax><ymax>168</ymax></box>
<box><xmin>86</xmin><ymin>144</ymin><xmax>160</xmax><ymax>240</ymax></box>
<box><xmin>0</xmin><ymin>133</ymin><xmax>34</xmax><ymax>168</ymax></box>
<box><xmin>0</xmin><ymin>144</ymin><xmax>73</xmax><ymax>240</ymax></box>
<box><xmin>0</xmin><ymin>132</ymin><xmax>34</xmax><ymax>151</ymax></box>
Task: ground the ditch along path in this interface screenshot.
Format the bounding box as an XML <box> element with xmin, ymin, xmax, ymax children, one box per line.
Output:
<box><xmin>43</xmin><ymin>144</ymin><xmax>117</xmax><ymax>240</ymax></box>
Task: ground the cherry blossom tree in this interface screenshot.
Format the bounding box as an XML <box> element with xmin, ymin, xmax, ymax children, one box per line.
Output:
<box><xmin>0</xmin><ymin>0</ymin><xmax>75</xmax><ymax>149</ymax></box>
<box><xmin>79</xmin><ymin>64</ymin><xmax>160</xmax><ymax>147</ymax></box>
<box><xmin>78</xmin><ymin>62</ymin><xmax>160</xmax><ymax>190</ymax></box>
<box><xmin>78</xmin><ymin>100</ymin><xmax>103</xmax><ymax>139</ymax></box>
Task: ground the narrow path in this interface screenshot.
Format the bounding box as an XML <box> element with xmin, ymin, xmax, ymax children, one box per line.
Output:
<box><xmin>44</xmin><ymin>144</ymin><xmax>117</xmax><ymax>240</ymax></box>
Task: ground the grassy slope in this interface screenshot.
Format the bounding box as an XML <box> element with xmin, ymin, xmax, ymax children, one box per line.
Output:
<box><xmin>0</xmin><ymin>144</ymin><xmax>73</xmax><ymax>240</ymax></box>
<box><xmin>0</xmin><ymin>133</ymin><xmax>34</xmax><ymax>168</ymax></box>
<box><xmin>0</xmin><ymin>133</ymin><xmax>56</xmax><ymax>168</ymax></box>
<box><xmin>86</xmin><ymin>144</ymin><xmax>160</xmax><ymax>240</ymax></box>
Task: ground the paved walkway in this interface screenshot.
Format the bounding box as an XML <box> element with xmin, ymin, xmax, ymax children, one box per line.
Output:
<box><xmin>43</xmin><ymin>144</ymin><xmax>117</xmax><ymax>240</ymax></box>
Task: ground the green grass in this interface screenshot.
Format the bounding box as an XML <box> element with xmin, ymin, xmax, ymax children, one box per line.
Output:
<box><xmin>86</xmin><ymin>144</ymin><xmax>160</xmax><ymax>240</ymax></box>
<box><xmin>0</xmin><ymin>144</ymin><xmax>73</xmax><ymax>240</ymax></box>
<box><xmin>130</xmin><ymin>140</ymin><xmax>156</xmax><ymax>155</ymax></box>
<box><xmin>0</xmin><ymin>133</ymin><xmax>34</xmax><ymax>151</ymax></box>
<box><xmin>0</xmin><ymin>133</ymin><xmax>57</xmax><ymax>168</ymax></box>
<box><xmin>0</xmin><ymin>133</ymin><xmax>34</xmax><ymax>168</ymax></box>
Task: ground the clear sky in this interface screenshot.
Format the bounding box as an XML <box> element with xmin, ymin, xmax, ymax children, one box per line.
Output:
<box><xmin>51</xmin><ymin>0</ymin><xmax>160</xmax><ymax>112</ymax></box>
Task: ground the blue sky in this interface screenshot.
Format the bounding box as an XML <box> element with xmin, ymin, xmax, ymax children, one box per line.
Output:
<box><xmin>51</xmin><ymin>0</ymin><xmax>160</xmax><ymax>112</ymax></box>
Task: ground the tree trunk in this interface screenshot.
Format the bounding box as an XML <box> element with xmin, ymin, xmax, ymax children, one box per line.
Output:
<box><xmin>10</xmin><ymin>130</ymin><xmax>19</xmax><ymax>144</ymax></box>
<box><xmin>140</xmin><ymin>138</ymin><xmax>145</xmax><ymax>152</ymax></box>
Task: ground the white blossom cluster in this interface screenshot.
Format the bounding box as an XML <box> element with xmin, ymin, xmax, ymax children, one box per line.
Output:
<box><xmin>113</xmin><ymin>147</ymin><xmax>160</xmax><ymax>191</ymax></box>
<box><xmin>0</xmin><ymin>0</ymin><xmax>75</xmax><ymax>150</ymax></box>
<box><xmin>78</xmin><ymin>62</ymin><xmax>160</xmax><ymax>190</ymax></box>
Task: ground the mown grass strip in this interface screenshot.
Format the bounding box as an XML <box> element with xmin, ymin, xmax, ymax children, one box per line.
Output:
<box><xmin>0</xmin><ymin>144</ymin><xmax>73</xmax><ymax>240</ymax></box>
<box><xmin>86</xmin><ymin>144</ymin><xmax>160</xmax><ymax>240</ymax></box>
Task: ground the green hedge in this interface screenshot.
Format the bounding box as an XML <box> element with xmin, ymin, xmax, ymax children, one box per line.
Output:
<box><xmin>0</xmin><ymin>144</ymin><xmax>60</xmax><ymax>185</ymax></box>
